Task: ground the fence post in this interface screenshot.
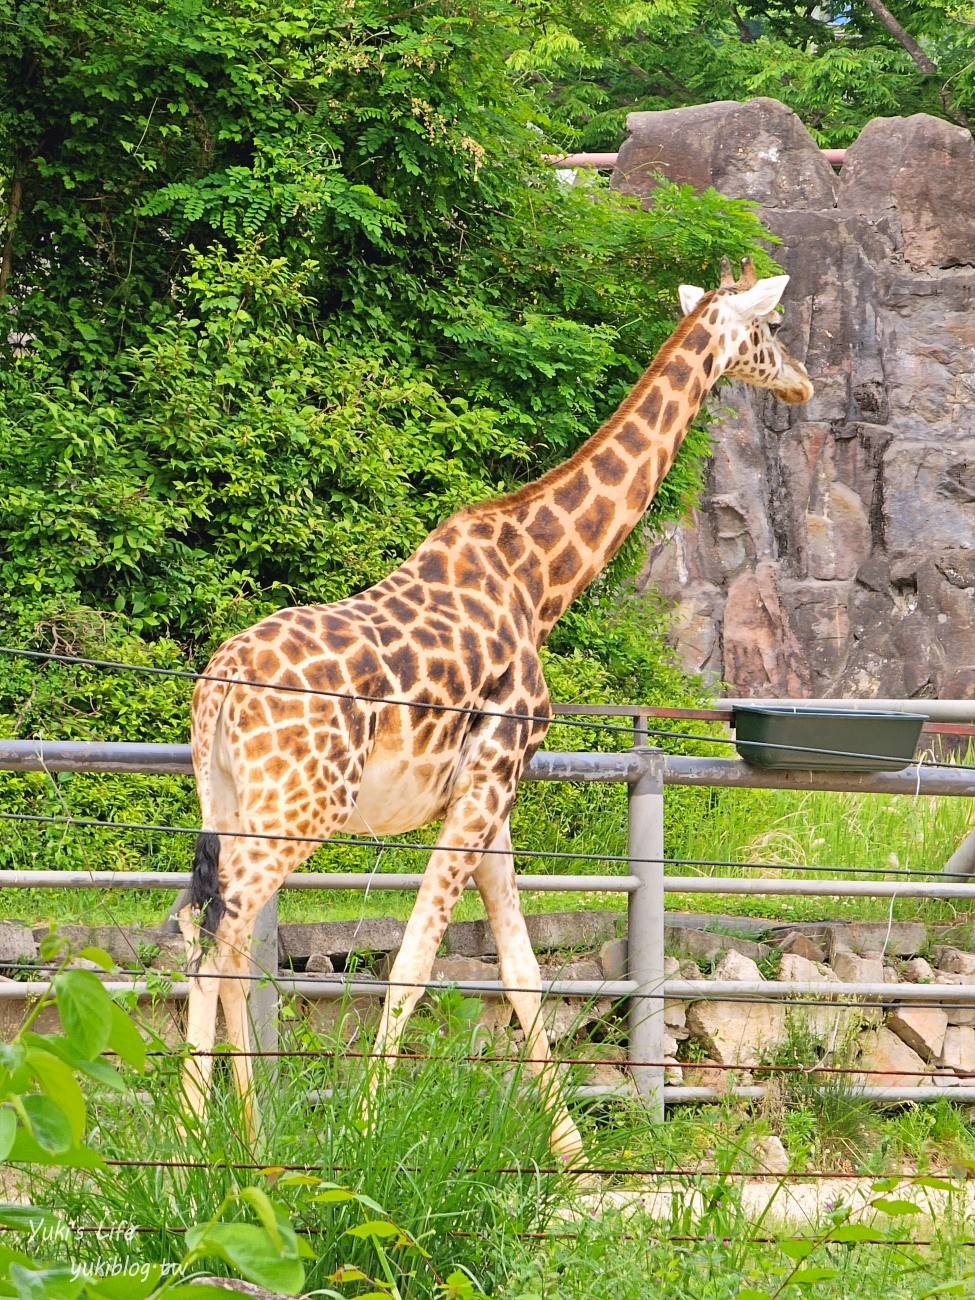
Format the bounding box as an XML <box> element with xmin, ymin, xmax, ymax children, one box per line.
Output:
<box><xmin>627</xmin><ymin>719</ymin><xmax>665</xmax><ymax>1121</ymax></box>
<box><xmin>250</xmin><ymin>895</ymin><xmax>279</xmax><ymax>1080</ymax></box>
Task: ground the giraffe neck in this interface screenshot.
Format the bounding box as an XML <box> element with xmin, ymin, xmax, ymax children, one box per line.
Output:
<box><xmin>496</xmin><ymin>302</ymin><xmax>722</xmax><ymax>640</ymax></box>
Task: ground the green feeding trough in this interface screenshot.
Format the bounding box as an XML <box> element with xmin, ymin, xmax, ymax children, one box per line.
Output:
<box><xmin>731</xmin><ymin>706</ymin><xmax>927</xmax><ymax>772</ymax></box>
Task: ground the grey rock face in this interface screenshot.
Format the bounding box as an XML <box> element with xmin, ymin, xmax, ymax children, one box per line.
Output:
<box><xmin>621</xmin><ymin>100</ymin><xmax>975</xmax><ymax>699</ymax></box>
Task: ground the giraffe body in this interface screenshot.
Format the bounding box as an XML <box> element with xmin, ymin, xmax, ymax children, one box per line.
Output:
<box><xmin>181</xmin><ymin>260</ymin><xmax>813</xmax><ymax>1158</ymax></box>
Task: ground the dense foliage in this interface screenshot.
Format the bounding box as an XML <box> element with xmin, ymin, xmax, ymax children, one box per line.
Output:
<box><xmin>534</xmin><ymin>0</ymin><xmax>975</xmax><ymax>150</ymax></box>
<box><xmin>0</xmin><ymin>0</ymin><xmax>776</xmax><ymax>780</ymax></box>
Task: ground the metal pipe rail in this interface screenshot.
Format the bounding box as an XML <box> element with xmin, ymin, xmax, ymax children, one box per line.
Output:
<box><xmin>3</xmin><ymin>740</ymin><xmax>974</xmax><ymax>796</ymax></box>
<box><xmin>4</xmin><ymin>736</ymin><xmax>975</xmax><ymax>1116</ymax></box>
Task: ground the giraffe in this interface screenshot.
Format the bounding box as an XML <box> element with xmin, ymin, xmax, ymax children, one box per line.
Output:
<box><xmin>179</xmin><ymin>257</ymin><xmax>813</xmax><ymax>1160</ymax></box>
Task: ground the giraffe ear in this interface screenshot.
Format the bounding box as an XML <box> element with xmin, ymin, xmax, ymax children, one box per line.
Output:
<box><xmin>729</xmin><ymin>275</ymin><xmax>790</xmax><ymax>321</ymax></box>
<box><xmin>678</xmin><ymin>284</ymin><xmax>706</xmax><ymax>316</ymax></box>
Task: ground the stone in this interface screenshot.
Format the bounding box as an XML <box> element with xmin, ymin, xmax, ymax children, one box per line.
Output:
<box><xmin>279</xmin><ymin>919</ymin><xmax>406</xmax><ymax>963</ymax></box>
<box><xmin>538</xmin><ymin>962</ymin><xmax>611</xmax><ymax>1042</ymax></box>
<box><xmin>615</xmin><ymin>97</ymin><xmax>838</xmax><ymax>211</ymax></box>
<box><xmin>827</xmin><ymin>923</ymin><xmax>927</xmax><ymax>959</ymax></box>
<box><xmin>838</xmin><ymin>113</ymin><xmax>975</xmax><ymax>269</ymax></box>
<box><xmin>712</xmin><ymin>950</ymin><xmax>764</xmax><ymax>983</ymax></box>
<box><xmin>600</xmin><ymin>938</ymin><xmax>628</xmax><ymax>981</ymax></box>
<box><xmin>587</xmin><ymin>1063</ymin><xmax>632</xmax><ymax>1093</ymax></box>
<box><xmin>621</xmin><ymin>99</ymin><xmax>975</xmax><ymax>700</ymax></box>
<box><xmin>940</xmin><ymin>1026</ymin><xmax>975</xmax><ymax>1074</ymax></box>
<box><xmin>687</xmin><ymin>999</ymin><xmax>787</xmax><ymax>1068</ymax></box>
<box><xmin>753</xmin><ymin>1135</ymin><xmax>790</xmax><ymax>1176</ymax></box>
<box><xmin>886</xmin><ymin>1006</ymin><xmax>948</xmax><ymax>1061</ymax></box>
<box><xmin>831</xmin><ymin>951</ymin><xmax>884</xmax><ymax>984</ymax></box>
<box><xmin>857</xmin><ymin>1027</ymin><xmax>930</xmax><ymax>1088</ymax></box>
<box><xmin>442</xmin><ymin>920</ymin><xmax>495</xmax><ymax>958</ymax></box>
<box><xmin>305</xmin><ymin>952</ymin><xmax>334</xmax><ymax>974</ymax></box>
<box><xmin>664</xmin><ymin>1058</ymin><xmax>683</xmax><ymax>1084</ymax></box>
<box><xmin>0</xmin><ymin>924</ymin><xmax>37</xmax><ymax>967</ymax></box>
<box><xmin>678</xmin><ymin>960</ymin><xmax>703</xmax><ymax>980</ymax></box>
<box><xmin>682</xmin><ymin>1062</ymin><xmax>732</xmax><ymax>1093</ymax></box>
<box><xmin>902</xmin><ymin>958</ymin><xmax>935</xmax><ymax>983</ymax></box>
<box><xmin>934</xmin><ymin>947</ymin><xmax>975</xmax><ymax>976</ymax></box>
<box><xmin>779</xmin><ymin>953</ymin><xmax>852</xmax><ymax>1043</ymax></box>
<box><xmin>525</xmin><ymin>912</ymin><xmax>622</xmax><ymax>954</ymax></box>
<box><xmin>778</xmin><ymin>931</ymin><xmax>825</xmax><ymax>963</ymax></box>
<box><xmin>669</xmin><ymin>928</ymin><xmax>770</xmax><ymax>966</ymax></box>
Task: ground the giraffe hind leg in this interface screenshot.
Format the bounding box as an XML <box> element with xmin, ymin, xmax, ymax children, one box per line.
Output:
<box><xmin>178</xmin><ymin>830</ymin><xmax>228</xmax><ymax>1123</ymax></box>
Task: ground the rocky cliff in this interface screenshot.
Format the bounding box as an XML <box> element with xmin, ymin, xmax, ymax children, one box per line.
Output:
<box><xmin>617</xmin><ymin>99</ymin><xmax>975</xmax><ymax>698</ymax></box>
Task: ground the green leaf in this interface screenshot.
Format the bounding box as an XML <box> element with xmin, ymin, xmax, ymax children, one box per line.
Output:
<box><xmin>0</xmin><ymin>1109</ymin><xmax>17</xmax><ymax>1161</ymax></box>
<box><xmin>53</xmin><ymin>971</ymin><xmax>113</xmax><ymax>1060</ymax></box>
<box><xmin>345</xmin><ymin>1219</ymin><xmax>401</xmax><ymax>1239</ymax></box>
<box><xmin>107</xmin><ymin>1004</ymin><xmax>146</xmax><ymax>1073</ymax></box>
<box><xmin>778</xmin><ymin>1240</ymin><xmax>815</xmax><ymax>1261</ymax></box>
<box><xmin>25</xmin><ymin>1049</ymin><xmax>86</xmax><ymax>1142</ymax></box>
<box><xmin>0</xmin><ymin>1204</ymin><xmax>58</xmax><ymax>1232</ymax></box>
<box><xmin>83</xmin><ymin>1267</ymin><xmax>162</xmax><ymax>1298</ymax></box>
<box><xmin>20</xmin><ymin>1094</ymin><xmax>72</xmax><ymax>1154</ymax></box>
<box><xmin>913</xmin><ymin>1176</ymin><xmax>957</xmax><ymax>1191</ymax></box>
<box><xmin>828</xmin><ymin>1224</ymin><xmax>882</xmax><ymax>1243</ymax></box>
<box><xmin>870</xmin><ymin>1176</ymin><xmax>901</xmax><ymax>1192</ymax></box>
<box><xmin>871</xmin><ymin>1197</ymin><xmax>921</xmax><ymax>1216</ymax></box>
<box><xmin>238</xmin><ymin>1187</ymin><xmax>284</xmax><ymax>1249</ymax></box>
<box><xmin>311</xmin><ymin>1188</ymin><xmax>358</xmax><ymax>1204</ymax></box>
<box><xmin>7</xmin><ymin>1127</ymin><xmax>103</xmax><ymax>1168</ymax></box>
<box><xmin>790</xmin><ymin>1268</ymin><xmax>839</xmax><ymax>1286</ymax></box>
<box><xmin>185</xmin><ymin>1223</ymin><xmax>304</xmax><ymax>1294</ymax></box>
<box><xmin>737</xmin><ymin>1290</ymin><xmax>772</xmax><ymax>1300</ymax></box>
<box><xmin>77</xmin><ymin>947</ymin><xmax>115</xmax><ymax>973</ymax></box>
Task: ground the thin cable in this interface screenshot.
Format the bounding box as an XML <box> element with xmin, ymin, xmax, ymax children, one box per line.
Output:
<box><xmin>97</xmin><ymin>1157</ymin><xmax>969</xmax><ymax>1179</ymax></box>
<box><xmin>0</xmin><ymin>809</ymin><xmax>960</xmax><ymax>880</ymax></box>
<box><xmin>3</xmin><ymin>645</ymin><xmax>971</xmax><ymax>768</ymax></box>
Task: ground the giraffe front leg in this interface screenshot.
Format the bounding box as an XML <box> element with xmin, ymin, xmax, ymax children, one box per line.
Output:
<box><xmin>365</xmin><ymin>778</ymin><xmax>519</xmax><ymax>1113</ymax></box>
<box><xmin>474</xmin><ymin>820</ymin><xmax>585</xmax><ymax>1165</ymax></box>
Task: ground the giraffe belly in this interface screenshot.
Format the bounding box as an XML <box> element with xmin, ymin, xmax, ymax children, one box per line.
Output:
<box><xmin>342</xmin><ymin>750</ymin><xmax>455</xmax><ymax>836</ymax></box>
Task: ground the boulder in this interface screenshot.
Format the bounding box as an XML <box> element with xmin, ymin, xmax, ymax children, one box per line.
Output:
<box><xmin>857</xmin><ymin>1027</ymin><xmax>931</xmax><ymax>1088</ymax></box>
<box><xmin>538</xmin><ymin>961</ymin><xmax>611</xmax><ymax>1042</ymax></box>
<box><xmin>886</xmin><ymin>1006</ymin><xmax>948</xmax><ymax>1062</ymax></box>
<box><xmin>827</xmin><ymin>922</ymin><xmax>928</xmax><ymax>959</ymax></box>
<box><xmin>687</xmin><ymin>952</ymin><xmax>786</xmax><ymax>1065</ymax></box>
<box><xmin>838</xmin><ymin>113</ymin><xmax>975</xmax><ymax>269</ymax></box>
<box><xmin>686</xmin><ymin>997</ymin><xmax>786</xmax><ymax>1067</ymax></box>
<box><xmin>668</xmin><ymin>928</ymin><xmax>770</xmax><ymax>966</ymax></box>
<box><xmin>0</xmin><ymin>924</ymin><xmax>37</xmax><ymax>966</ymax></box>
<box><xmin>934</xmin><ymin>947</ymin><xmax>975</xmax><ymax>976</ymax></box>
<box><xmin>778</xmin><ymin>931</ymin><xmax>826</xmax><ymax>963</ymax></box>
<box><xmin>615</xmin><ymin>97</ymin><xmax>838</xmax><ymax>210</ymax></box>
<box><xmin>902</xmin><ymin>958</ymin><xmax>935</xmax><ymax>983</ymax></box>
<box><xmin>831</xmin><ymin>951</ymin><xmax>884</xmax><ymax>984</ymax></box>
<box><xmin>940</xmin><ymin>1025</ymin><xmax>975</xmax><ymax>1075</ymax></box>
<box><xmin>621</xmin><ymin>99</ymin><xmax>975</xmax><ymax>699</ymax></box>
<box><xmin>753</xmin><ymin>1135</ymin><xmax>790</xmax><ymax>1176</ymax></box>
<box><xmin>779</xmin><ymin>952</ymin><xmax>850</xmax><ymax>1043</ymax></box>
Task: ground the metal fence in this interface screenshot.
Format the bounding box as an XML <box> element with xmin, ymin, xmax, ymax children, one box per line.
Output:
<box><xmin>3</xmin><ymin>721</ymin><xmax>975</xmax><ymax>1121</ymax></box>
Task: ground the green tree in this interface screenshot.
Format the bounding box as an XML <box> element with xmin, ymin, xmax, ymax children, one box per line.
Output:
<box><xmin>531</xmin><ymin>0</ymin><xmax>975</xmax><ymax>151</ymax></box>
<box><xmin>0</xmin><ymin>0</ymin><xmax>771</xmax><ymax>884</ymax></box>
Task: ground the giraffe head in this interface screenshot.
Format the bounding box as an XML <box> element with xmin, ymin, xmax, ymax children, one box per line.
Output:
<box><xmin>678</xmin><ymin>257</ymin><xmax>813</xmax><ymax>405</ymax></box>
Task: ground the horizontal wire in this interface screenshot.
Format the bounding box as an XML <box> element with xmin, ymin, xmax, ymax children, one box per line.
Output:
<box><xmin>139</xmin><ymin>1046</ymin><xmax>963</xmax><ymax>1079</ymax></box>
<box><xmin>2</xmin><ymin>645</ymin><xmax>970</xmax><ymax>769</ymax></box>
<box><xmin>0</xmin><ymin>1222</ymin><xmax>955</xmax><ymax>1246</ymax></box>
<box><xmin>99</xmin><ymin>1158</ymin><xmax>971</xmax><ymax>1181</ymax></box>
<box><xmin>17</xmin><ymin>957</ymin><xmax>975</xmax><ymax>1011</ymax></box>
<box><xmin>0</xmin><ymin>808</ymin><xmax>953</xmax><ymax>879</ymax></box>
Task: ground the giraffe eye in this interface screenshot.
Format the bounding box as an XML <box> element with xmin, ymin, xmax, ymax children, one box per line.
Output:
<box><xmin>768</xmin><ymin>315</ymin><xmax>782</xmax><ymax>335</ymax></box>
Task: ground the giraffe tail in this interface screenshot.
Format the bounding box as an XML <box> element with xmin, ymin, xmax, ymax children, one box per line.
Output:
<box><xmin>180</xmin><ymin>831</ymin><xmax>226</xmax><ymax>970</ymax></box>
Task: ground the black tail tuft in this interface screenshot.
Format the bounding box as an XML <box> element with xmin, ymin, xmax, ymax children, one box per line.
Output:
<box><xmin>189</xmin><ymin>831</ymin><xmax>226</xmax><ymax>946</ymax></box>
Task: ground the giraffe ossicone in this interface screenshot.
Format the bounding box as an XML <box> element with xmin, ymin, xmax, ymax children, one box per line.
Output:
<box><xmin>180</xmin><ymin>258</ymin><xmax>812</xmax><ymax>1161</ymax></box>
